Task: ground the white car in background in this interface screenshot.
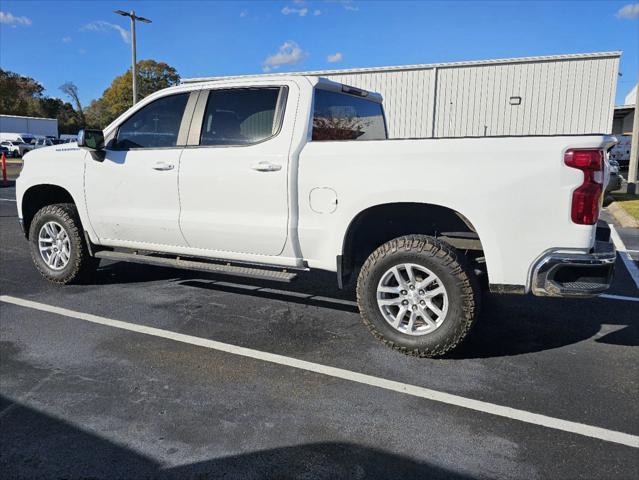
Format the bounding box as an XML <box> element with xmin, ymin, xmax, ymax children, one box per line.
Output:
<box><xmin>33</xmin><ymin>138</ymin><xmax>55</xmax><ymax>149</ymax></box>
<box><xmin>0</xmin><ymin>140</ymin><xmax>31</xmax><ymax>157</ymax></box>
<box><xmin>609</xmin><ymin>134</ymin><xmax>631</xmax><ymax>168</ymax></box>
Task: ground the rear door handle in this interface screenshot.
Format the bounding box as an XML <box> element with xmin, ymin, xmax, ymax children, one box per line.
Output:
<box><xmin>251</xmin><ymin>161</ymin><xmax>281</xmax><ymax>172</ymax></box>
<box><xmin>152</xmin><ymin>162</ymin><xmax>174</xmax><ymax>171</ymax></box>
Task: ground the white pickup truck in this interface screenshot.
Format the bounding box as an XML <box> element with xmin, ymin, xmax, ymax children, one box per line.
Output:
<box><xmin>16</xmin><ymin>75</ymin><xmax>617</xmax><ymax>357</ymax></box>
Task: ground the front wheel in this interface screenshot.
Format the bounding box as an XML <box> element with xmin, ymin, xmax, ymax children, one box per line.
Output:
<box><xmin>356</xmin><ymin>235</ymin><xmax>480</xmax><ymax>357</ymax></box>
<box><xmin>29</xmin><ymin>203</ymin><xmax>99</xmax><ymax>284</ymax></box>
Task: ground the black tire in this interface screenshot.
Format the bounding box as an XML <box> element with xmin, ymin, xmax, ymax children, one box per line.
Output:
<box><xmin>29</xmin><ymin>203</ymin><xmax>99</xmax><ymax>284</ymax></box>
<box><xmin>356</xmin><ymin>235</ymin><xmax>479</xmax><ymax>357</ymax></box>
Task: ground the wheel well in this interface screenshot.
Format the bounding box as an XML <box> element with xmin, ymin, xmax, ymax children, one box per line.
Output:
<box><xmin>341</xmin><ymin>203</ymin><xmax>484</xmax><ymax>283</ymax></box>
<box><xmin>22</xmin><ymin>185</ymin><xmax>75</xmax><ymax>238</ymax></box>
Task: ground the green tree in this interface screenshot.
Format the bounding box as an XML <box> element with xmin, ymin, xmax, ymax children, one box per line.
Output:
<box><xmin>0</xmin><ymin>69</ymin><xmax>45</xmax><ymax>116</ymax></box>
<box><xmin>38</xmin><ymin>97</ymin><xmax>83</xmax><ymax>134</ymax></box>
<box><xmin>85</xmin><ymin>60</ymin><xmax>180</xmax><ymax>128</ymax></box>
<box><xmin>0</xmin><ymin>69</ymin><xmax>82</xmax><ymax>134</ymax></box>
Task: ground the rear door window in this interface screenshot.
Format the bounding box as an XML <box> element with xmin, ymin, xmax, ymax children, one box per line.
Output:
<box><xmin>312</xmin><ymin>89</ymin><xmax>387</xmax><ymax>141</ymax></box>
<box><xmin>199</xmin><ymin>87</ymin><xmax>284</xmax><ymax>146</ymax></box>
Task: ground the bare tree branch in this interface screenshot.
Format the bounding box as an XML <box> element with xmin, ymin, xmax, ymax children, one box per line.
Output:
<box><xmin>59</xmin><ymin>82</ymin><xmax>86</xmax><ymax>124</ymax></box>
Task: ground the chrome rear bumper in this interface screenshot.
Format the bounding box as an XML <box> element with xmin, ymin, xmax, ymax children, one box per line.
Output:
<box><xmin>531</xmin><ymin>240</ymin><xmax>616</xmax><ymax>298</ymax></box>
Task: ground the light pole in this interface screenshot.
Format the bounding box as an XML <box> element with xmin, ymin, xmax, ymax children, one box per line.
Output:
<box><xmin>627</xmin><ymin>93</ymin><xmax>638</xmax><ymax>195</ymax></box>
<box><xmin>114</xmin><ymin>9</ymin><xmax>151</xmax><ymax>105</ymax></box>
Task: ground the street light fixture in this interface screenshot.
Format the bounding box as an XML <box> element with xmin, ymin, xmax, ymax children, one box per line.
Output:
<box><xmin>114</xmin><ymin>9</ymin><xmax>152</xmax><ymax>105</ymax></box>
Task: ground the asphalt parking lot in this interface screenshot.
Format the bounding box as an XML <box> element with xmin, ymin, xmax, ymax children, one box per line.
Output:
<box><xmin>1</xmin><ymin>181</ymin><xmax>638</xmax><ymax>479</ymax></box>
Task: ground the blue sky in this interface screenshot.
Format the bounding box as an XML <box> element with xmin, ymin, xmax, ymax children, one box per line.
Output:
<box><xmin>1</xmin><ymin>1</ymin><xmax>638</xmax><ymax>106</ymax></box>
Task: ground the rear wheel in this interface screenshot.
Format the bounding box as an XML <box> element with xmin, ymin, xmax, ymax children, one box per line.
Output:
<box><xmin>356</xmin><ymin>235</ymin><xmax>479</xmax><ymax>357</ymax></box>
<box><xmin>29</xmin><ymin>203</ymin><xmax>99</xmax><ymax>284</ymax></box>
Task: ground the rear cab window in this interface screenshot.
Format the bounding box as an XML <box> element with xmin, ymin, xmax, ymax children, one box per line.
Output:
<box><xmin>312</xmin><ymin>88</ymin><xmax>387</xmax><ymax>141</ymax></box>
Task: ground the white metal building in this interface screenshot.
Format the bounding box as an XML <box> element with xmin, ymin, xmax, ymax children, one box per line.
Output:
<box><xmin>613</xmin><ymin>105</ymin><xmax>634</xmax><ymax>135</ymax></box>
<box><xmin>613</xmin><ymin>83</ymin><xmax>636</xmax><ymax>135</ymax></box>
<box><xmin>0</xmin><ymin>114</ymin><xmax>59</xmax><ymax>139</ymax></box>
<box><xmin>185</xmin><ymin>51</ymin><xmax>620</xmax><ymax>139</ymax></box>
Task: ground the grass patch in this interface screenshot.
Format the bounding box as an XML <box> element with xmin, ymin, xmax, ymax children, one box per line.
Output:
<box><xmin>611</xmin><ymin>193</ymin><xmax>639</xmax><ymax>220</ymax></box>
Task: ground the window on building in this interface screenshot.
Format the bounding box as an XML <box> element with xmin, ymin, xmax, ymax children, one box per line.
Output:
<box><xmin>312</xmin><ymin>89</ymin><xmax>387</xmax><ymax>141</ymax></box>
<box><xmin>200</xmin><ymin>88</ymin><xmax>284</xmax><ymax>146</ymax></box>
<box><xmin>114</xmin><ymin>93</ymin><xmax>189</xmax><ymax>149</ymax></box>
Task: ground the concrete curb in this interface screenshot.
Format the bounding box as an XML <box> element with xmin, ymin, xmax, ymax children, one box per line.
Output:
<box><xmin>606</xmin><ymin>202</ymin><xmax>639</xmax><ymax>228</ymax></box>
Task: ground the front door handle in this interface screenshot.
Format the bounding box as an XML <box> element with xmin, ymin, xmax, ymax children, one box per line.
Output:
<box><xmin>152</xmin><ymin>162</ymin><xmax>174</xmax><ymax>171</ymax></box>
<box><xmin>251</xmin><ymin>161</ymin><xmax>282</xmax><ymax>172</ymax></box>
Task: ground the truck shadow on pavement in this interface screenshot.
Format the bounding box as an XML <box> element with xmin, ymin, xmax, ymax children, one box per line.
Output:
<box><xmin>0</xmin><ymin>394</ymin><xmax>473</xmax><ymax>480</ymax></box>
<box><xmin>94</xmin><ymin>260</ymin><xmax>638</xmax><ymax>360</ymax></box>
<box><xmin>449</xmin><ymin>293</ymin><xmax>638</xmax><ymax>358</ymax></box>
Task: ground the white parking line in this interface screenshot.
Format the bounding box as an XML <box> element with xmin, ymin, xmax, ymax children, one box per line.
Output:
<box><xmin>599</xmin><ymin>294</ymin><xmax>639</xmax><ymax>302</ymax></box>
<box><xmin>0</xmin><ymin>198</ymin><xmax>16</xmax><ymax>202</ymax></box>
<box><xmin>610</xmin><ymin>224</ymin><xmax>639</xmax><ymax>290</ymax></box>
<box><xmin>1</xmin><ymin>294</ymin><xmax>638</xmax><ymax>449</ymax></box>
<box><xmin>610</xmin><ymin>224</ymin><xmax>629</xmax><ymax>251</ymax></box>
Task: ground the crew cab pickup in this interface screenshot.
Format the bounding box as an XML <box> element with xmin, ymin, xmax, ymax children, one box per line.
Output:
<box><xmin>16</xmin><ymin>76</ymin><xmax>617</xmax><ymax>357</ymax></box>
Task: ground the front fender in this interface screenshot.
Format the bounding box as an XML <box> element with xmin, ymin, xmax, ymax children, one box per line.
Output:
<box><xmin>17</xmin><ymin>147</ymin><xmax>96</xmax><ymax>242</ymax></box>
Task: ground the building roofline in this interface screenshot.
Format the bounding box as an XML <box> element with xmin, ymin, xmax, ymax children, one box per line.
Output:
<box><xmin>0</xmin><ymin>114</ymin><xmax>58</xmax><ymax>121</ymax></box>
<box><xmin>182</xmin><ymin>51</ymin><xmax>622</xmax><ymax>84</ymax></box>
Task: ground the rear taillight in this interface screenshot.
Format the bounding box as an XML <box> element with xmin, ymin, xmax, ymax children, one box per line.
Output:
<box><xmin>564</xmin><ymin>149</ymin><xmax>603</xmax><ymax>225</ymax></box>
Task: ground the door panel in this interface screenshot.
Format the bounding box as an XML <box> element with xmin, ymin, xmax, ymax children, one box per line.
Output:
<box><xmin>178</xmin><ymin>85</ymin><xmax>295</xmax><ymax>256</ymax></box>
<box><xmin>84</xmin><ymin>91</ymin><xmax>193</xmax><ymax>247</ymax></box>
<box><xmin>85</xmin><ymin>149</ymin><xmax>186</xmax><ymax>246</ymax></box>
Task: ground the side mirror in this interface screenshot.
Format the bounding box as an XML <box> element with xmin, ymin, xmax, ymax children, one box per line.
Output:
<box><xmin>77</xmin><ymin>129</ymin><xmax>105</xmax><ymax>151</ymax></box>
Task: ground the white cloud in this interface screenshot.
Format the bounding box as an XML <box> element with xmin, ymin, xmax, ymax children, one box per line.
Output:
<box><xmin>81</xmin><ymin>21</ymin><xmax>130</xmax><ymax>43</ymax></box>
<box><xmin>340</xmin><ymin>0</ymin><xmax>359</xmax><ymax>11</ymax></box>
<box><xmin>327</xmin><ymin>52</ymin><xmax>343</xmax><ymax>63</ymax></box>
<box><xmin>616</xmin><ymin>3</ymin><xmax>639</xmax><ymax>19</ymax></box>
<box><xmin>314</xmin><ymin>9</ymin><xmax>322</xmax><ymax>16</ymax></box>
<box><xmin>240</xmin><ymin>10</ymin><xmax>248</xmax><ymax>18</ymax></box>
<box><xmin>0</xmin><ymin>11</ymin><xmax>32</xmax><ymax>26</ymax></box>
<box><xmin>263</xmin><ymin>41</ymin><xmax>307</xmax><ymax>72</ymax></box>
<box><xmin>62</xmin><ymin>36</ymin><xmax>72</xmax><ymax>43</ymax></box>
<box><xmin>282</xmin><ymin>6</ymin><xmax>308</xmax><ymax>16</ymax></box>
